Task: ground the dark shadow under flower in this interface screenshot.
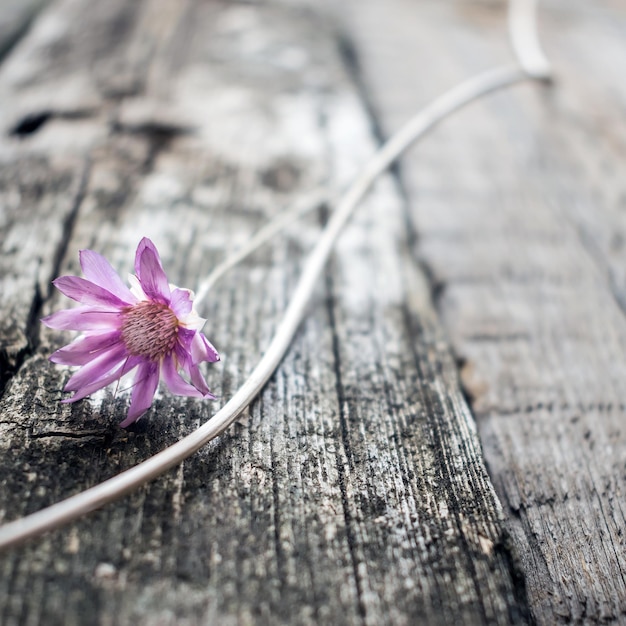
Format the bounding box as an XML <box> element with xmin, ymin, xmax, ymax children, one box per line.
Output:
<box><xmin>42</xmin><ymin>237</ymin><xmax>220</xmax><ymax>427</ymax></box>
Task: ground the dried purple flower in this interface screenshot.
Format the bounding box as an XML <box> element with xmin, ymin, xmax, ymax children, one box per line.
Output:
<box><xmin>42</xmin><ymin>237</ymin><xmax>220</xmax><ymax>427</ymax></box>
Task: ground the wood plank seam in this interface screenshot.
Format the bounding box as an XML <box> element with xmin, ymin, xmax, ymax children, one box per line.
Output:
<box><xmin>337</xmin><ymin>21</ymin><xmax>536</xmax><ymax>623</ymax></box>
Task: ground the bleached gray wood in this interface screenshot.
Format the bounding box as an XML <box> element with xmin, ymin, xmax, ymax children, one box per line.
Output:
<box><xmin>0</xmin><ymin>0</ymin><xmax>531</xmax><ymax>624</ymax></box>
<box><xmin>341</xmin><ymin>0</ymin><xmax>626</xmax><ymax>623</ymax></box>
<box><xmin>0</xmin><ymin>0</ymin><xmax>68</xmax><ymax>387</ymax></box>
<box><xmin>0</xmin><ymin>0</ymin><xmax>46</xmax><ymax>64</ymax></box>
<box><xmin>0</xmin><ymin>155</ymin><xmax>86</xmax><ymax>390</ymax></box>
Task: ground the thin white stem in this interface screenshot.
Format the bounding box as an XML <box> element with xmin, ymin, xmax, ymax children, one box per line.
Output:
<box><xmin>0</xmin><ymin>63</ymin><xmax>538</xmax><ymax>551</ymax></box>
<box><xmin>194</xmin><ymin>187</ymin><xmax>329</xmax><ymax>305</ymax></box>
<box><xmin>509</xmin><ymin>0</ymin><xmax>552</xmax><ymax>80</ymax></box>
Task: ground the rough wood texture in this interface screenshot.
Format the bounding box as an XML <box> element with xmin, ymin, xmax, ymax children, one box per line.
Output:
<box><xmin>0</xmin><ymin>0</ymin><xmax>46</xmax><ymax>64</ymax></box>
<box><xmin>0</xmin><ymin>1</ymin><xmax>529</xmax><ymax>625</ymax></box>
<box><xmin>341</xmin><ymin>0</ymin><xmax>626</xmax><ymax>623</ymax></box>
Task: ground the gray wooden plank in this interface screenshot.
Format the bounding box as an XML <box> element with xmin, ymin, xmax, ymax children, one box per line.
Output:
<box><xmin>0</xmin><ymin>0</ymin><xmax>69</xmax><ymax>384</ymax></box>
<box><xmin>1</xmin><ymin>0</ymin><xmax>529</xmax><ymax>624</ymax></box>
<box><xmin>0</xmin><ymin>155</ymin><xmax>86</xmax><ymax>389</ymax></box>
<box><xmin>0</xmin><ymin>0</ymin><xmax>47</xmax><ymax>64</ymax></box>
<box><xmin>341</xmin><ymin>0</ymin><xmax>626</xmax><ymax>623</ymax></box>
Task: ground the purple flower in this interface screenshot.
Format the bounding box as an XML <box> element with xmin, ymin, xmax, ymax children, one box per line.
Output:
<box><xmin>42</xmin><ymin>238</ymin><xmax>220</xmax><ymax>427</ymax></box>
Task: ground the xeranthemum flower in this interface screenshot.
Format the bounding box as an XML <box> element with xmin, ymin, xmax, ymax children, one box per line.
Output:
<box><xmin>42</xmin><ymin>237</ymin><xmax>220</xmax><ymax>427</ymax></box>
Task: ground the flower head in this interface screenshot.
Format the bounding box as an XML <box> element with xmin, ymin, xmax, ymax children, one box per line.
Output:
<box><xmin>42</xmin><ymin>237</ymin><xmax>220</xmax><ymax>427</ymax></box>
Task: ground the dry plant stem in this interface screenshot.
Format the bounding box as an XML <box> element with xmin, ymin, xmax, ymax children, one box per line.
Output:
<box><xmin>194</xmin><ymin>188</ymin><xmax>329</xmax><ymax>305</ymax></box>
<box><xmin>0</xmin><ymin>63</ymin><xmax>543</xmax><ymax>551</ymax></box>
<box><xmin>509</xmin><ymin>0</ymin><xmax>552</xmax><ymax>79</ymax></box>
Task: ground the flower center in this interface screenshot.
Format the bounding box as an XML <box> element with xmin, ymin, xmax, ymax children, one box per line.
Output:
<box><xmin>121</xmin><ymin>301</ymin><xmax>179</xmax><ymax>360</ymax></box>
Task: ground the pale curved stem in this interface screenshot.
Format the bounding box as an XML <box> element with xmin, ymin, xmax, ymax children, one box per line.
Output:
<box><xmin>194</xmin><ymin>187</ymin><xmax>330</xmax><ymax>305</ymax></box>
<box><xmin>0</xmin><ymin>63</ymin><xmax>539</xmax><ymax>551</ymax></box>
<box><xmin>192</xmin><ymin>0</ymin><xmax>553</xmax><ymax>307</ymax></box>
<box><xmin>509</xmin><ymin>0</ymin><xmax>552</xmax><ymax>80</ymax></box>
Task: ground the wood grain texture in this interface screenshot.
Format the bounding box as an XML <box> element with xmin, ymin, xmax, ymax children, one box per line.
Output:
<box><xmin>0</xmin><ymin>0</ymin><xmax>529</xmax><ymax>624</ymax></box>
<box><xmin>0</xmin><ymin>0</ymin><xmax>46</xmax><ymax>64</ymax></box>
<box><xmin>341</xmin><ymin>0</ymin><xmax>626</xmax><ymax>623</ymax></box>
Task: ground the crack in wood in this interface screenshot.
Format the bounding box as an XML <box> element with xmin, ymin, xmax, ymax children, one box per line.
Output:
<box><xmin>335</xmin><ymin>15</ymin><xmax>535</xmax><ymax>624</ymax></box>
<box><xmin>9</xmin><ymin>108</ymin><xmax>97</xmax><ymax>137</ymax></box>
<box><xmin>324</xmin><ymin>268</ymin><xmax>368</xmax><ymax>624</ymax></box>
<box><xmin>28</xmin><ymin>430</ymin><xmax>107</xmax><ymax>440</ymax></box>
<box><xmin>0</xmin><ymin>160</ymin><xmax>90</xmax><ymax>400</ymax></box>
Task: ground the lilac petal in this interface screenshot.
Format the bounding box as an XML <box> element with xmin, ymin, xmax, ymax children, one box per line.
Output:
<box><xmin>177</xmin><ymin>327</ymin><xmax>195</xmax><ymax>351</ymax></box>
<box><xmin>62</xmin><ymin>356</ymin><xmax>140</xmax><ymax>403</ymax></box>
<box><xmin>62</xmin><ymin>370</ymin><xmax>123</xmax><ymax>405</ymax></box>
<box><xmin>177</xmin><ymin>328</ymin><xmax>219</xmax><ymax>363</ymax></box>
<box><xmin>53</xmin><ymin>276</ymin><xmax>130</xmax><ymax>308</ymax></box>
<box><xmin>135</xmin><ymin>238</ymin><xmax>170</xmax><ymax>303</ymax></box>
<box><xmin>134</xmin><ymin>238</ymin><xmax>158</xmax><ymax>276</ymax></box>
<box><xmin>80</xmin><ymin>249</ymin><xmax>136</xmax><ymax>303</ymax></box>
<box><xmin>64</xmin><ymin>343</ymin><xmax>128</xmax><ymax>392</ymax></box>
<box><xmin>175</xmin><ymin>345</ymin><xmax>216</xmax><ymax>398</ymax></box>
<box><xmin>120</xmin><ymin>361</ymin><xmax>160</xmax><ymax>427</ymax></box>
<box><xmin>191</xmin><ymin>332</ymin><xmax>220</xmax><ymax>364</ymax></box>
<box><xmin>174</xmin><ymin>344</ymin><xmax>210</xmax><ymax>396</ymax></box>
<box><xmin>170</xmin><ymin>288</ymin><xmax>193</xmax><ymax>317</ymax></box>
<box><xmin>50</xmin><ymin>331</ymin><xmax>122</xmax><ymax>366</ymax></box>
<box><xmin>42</xmin><ymin>307</ymin><xmax>122</xmax><ymax>331</ymax></box>
<box><xmin>187</xmin><ymin>361</ymin><xmax>217</xmax><ymax>399</ymax></box>
<box><xmin>161</xmin><ymin>354</ymin><xmax>205</xmax><ymax>398</ymax></box>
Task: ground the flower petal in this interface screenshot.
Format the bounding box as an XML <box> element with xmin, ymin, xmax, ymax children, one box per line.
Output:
<box><xmin>175</xmin><ymin>345</ymin><xmax>216</xmax><ymax>398</ymax></box>
<box><xmin>120</xmin><ymin>361</ymin><xmax>160</xmax><ymax>427</ymax></box>
<box><xmin>180</xmin><ymin>308</ymin><xmax>206</xmax><ymax>331</ymax></box>
<box><xmin>50</xmin><ymin>331</ymin><xmax>122</xmax><ymax>366</ymax></box>
<box><xmin>42</xmin><ymin>307</ymin><xmax>123</xmax><ymax>331</ymax></box>
<box><xmin>53</xmin><ymin>276</ymin><xmax>130</xmax><ymax>308</ymax></box>
<box><xmin>187</xmin><ymin>361</ymin><xmax>217</xmax><ymax>399</ymax></box>
<box><xmin>64</xmin><ymin>343</ymin><xmax>128</xmax><ymax>392</ymax></box>
<box><xmin>61</xmin><ymin>370</ymin><xmax>122</xmax><ymax>404</ymax></box>
<box><xmin>135</xmin><ymin>238</ymin><xmax>170</xmax><ymax>303</ymax></box>
<box><xmin>134</xmin><ymin>238</ymin><xmax>157</xmax><ymax>275</ymax></box>
<box><xmin>191</xmin><ymin>332</ymin><xmax>220</xmax><ymax>364</ymax></box>
<box><xmin>170</xmin><ymin>288</ymin><xmax>193</xmax><ymax>317</ymax></box>
<box><xmin>62</xmin><ymin>356</ymin><xmax>140</xmax><ymax>403</ymax></box>
<box><xmin>161</xmin><ymin>354</ymin><xmax>205</xmax><ymax>398</ymax></box>
<box><xmin>80</xmin><ymin>249</ymin><xmax>136</xmax><ymax>303</ymax></box>
<box><xmin>128</xmin><ymin>274</ymin><xmax>147</xmax><ymax>301</ymax></box>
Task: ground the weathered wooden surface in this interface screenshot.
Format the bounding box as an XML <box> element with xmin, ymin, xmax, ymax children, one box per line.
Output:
<box><xmin>0</xmin><ymin>0</ymin><xmax>46</xmax><ymax>64</ymax></box>
<box><xmin>342</xmin><ymin>0</ymin><xmax>626</xmax><ymax>623</ymax></box>
<box><xmin>0</xmin><ymin>1</ymin><xmax>532</xmax><ymax>625</ymax></box>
